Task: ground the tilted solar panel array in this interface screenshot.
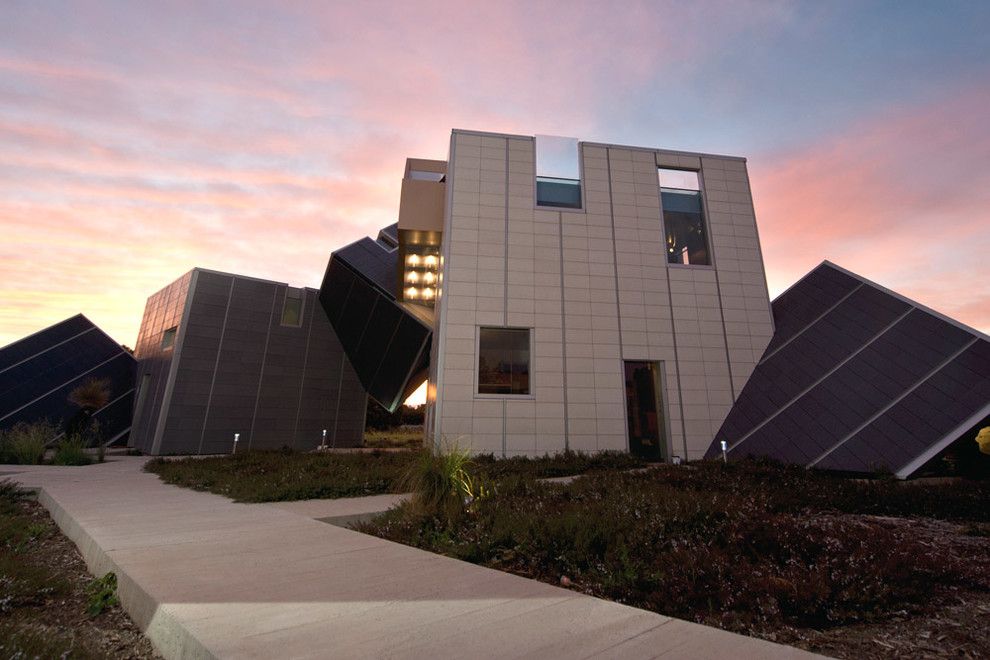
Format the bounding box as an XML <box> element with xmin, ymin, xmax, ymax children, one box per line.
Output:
<box><xmin>0</xmin><ymin>314</ymin><xmax>136</xmax><ymax>443</ymax></box>
<box><xmin>318</xmin><ymin>228</ymin><xmax>431</xmax><ymax>412</ymax></box>
<box><xmin>707</xmin><ymin>262</ymin><xmax>990</xmax><ymax>477</ymax></box>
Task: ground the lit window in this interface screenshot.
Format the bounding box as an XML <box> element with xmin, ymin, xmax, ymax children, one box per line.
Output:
<box><xmin>659</xmin><ymin>168</ymin><xmax>710</xmax><ymax>266</ymax></box>
<box><xmin>536</xmin><ymin>135</ymin><xmax>581</xmax><ymax>209</ymax></box>
<box><xmin>478</xmin><ymin>328</ymin><xmax>530</xmax><ymax>395</ymax></box>
<box><xmin>281</xmin><ymin>295</ymin><xmax>303</xmax><ymax>326</ymax></box>
<box><xmin>161</xmin><ymin>327</ymin><xmax>177</xmax><ymax>350</ymax></box>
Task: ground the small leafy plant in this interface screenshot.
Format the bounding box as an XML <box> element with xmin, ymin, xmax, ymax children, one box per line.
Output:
<box><xmin>86</xmin><ymin>572</ymin><xmax>119</xmax><ymax>617</ymax></box>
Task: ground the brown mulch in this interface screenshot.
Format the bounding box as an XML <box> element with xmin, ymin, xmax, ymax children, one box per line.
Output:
<box><xmin>1</xmin><ymin>493</ymin><xmax>158</xmax><ymax>659</ymax></box>
<box><xmin>760</xmin><ymin>515</ymin><xmax>990</xmax><ymax>659</ymax></box>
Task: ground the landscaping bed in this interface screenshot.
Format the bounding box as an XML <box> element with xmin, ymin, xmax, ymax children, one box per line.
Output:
<box><xmin>361</xmin><ymin>460</ymin><xmax>990</xmax><ymax>659</ymax></box>
<box><xmin>0</xmin><ymin>480</ymin><xmax>157</xmax><ymax>659</ymax></box>
<box><xmin>144</xmin><ymin>448</ymin><xmax>645</xmax><ymax>502</ymax></box>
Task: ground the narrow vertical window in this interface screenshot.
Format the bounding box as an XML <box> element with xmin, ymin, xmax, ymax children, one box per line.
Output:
<box><xmin>536</xmin><ymin>135</ymin><xmax>582</xmax><ymax>209</ymax></box>
<box><xmin>478</xmin><ymin>327</ymin><xmax>530</xmax><ymax>395</ymax></box>
<box><xmin>659</xmin><ymin>168</ymin><xmax>710</xmax><ymax>265</ymax></box>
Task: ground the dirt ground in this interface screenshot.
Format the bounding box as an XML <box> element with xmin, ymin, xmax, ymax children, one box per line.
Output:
<box><xmin>768</xmin><ymin>515</ymin><xmax>990</xmax><ymax>659</ymax></box>
<box><xmin>1</xmin><ymin>493</ymin><xmax>157</xmax><ymax>659</ymax></box>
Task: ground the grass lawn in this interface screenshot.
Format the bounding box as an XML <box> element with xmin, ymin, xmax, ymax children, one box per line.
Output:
<box><xmin>361</xmin><ymin>461</ymin><xmax>990</xmax><ymax>659</ymax></box>
<box><xmin>363</xmin><ymin>428</ymin><xmax>424</xmax><ymax>449</ymax></box>
<box><xmin>0</xmin><ymin>480</ymin><xmax>156</xmax><ymax>658</ymax></box>
<box><xmin>144</xmin><ymin>449</ymin><xmax>645</xmax><ymax>502</ymax></box>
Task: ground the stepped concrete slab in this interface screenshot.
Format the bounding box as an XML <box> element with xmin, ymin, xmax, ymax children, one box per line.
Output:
<box><xmin>3</xmin><ymin>458</ymin><xmax>823</xmax><ymax>659</ymax></box>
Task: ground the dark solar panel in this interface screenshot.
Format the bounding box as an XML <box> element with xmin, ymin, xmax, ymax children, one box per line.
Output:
<box><xmin>765</xmin><ymin>265</ymin><xmax>860</xmax><ymax>354</ymax></box>
<box><xmin>0</xmin><ymin>314</ymin><xmax>94</xmax><ymax>372</ymax></box>
<box><xmin>710</xmin><ymin>263</ymin><xmax>990</xmax><ymax>477</ymax></box>
<box><xmin>0</xmin><ymin>315</ymin><xmax>135</xmax><ymax>441</ymax></box>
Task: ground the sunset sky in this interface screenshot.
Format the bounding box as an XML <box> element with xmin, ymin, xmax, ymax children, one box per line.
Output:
<box><xmin>2</xmin><ymin>0</ymin><xmax>989</xmax><ymax>351</ymax></box>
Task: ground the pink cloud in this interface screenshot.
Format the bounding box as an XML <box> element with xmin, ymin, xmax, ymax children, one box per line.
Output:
<box><xmin>750</xmin><ymin>84</ymin><xmax>990</xmax><ymax>333</ymax></box>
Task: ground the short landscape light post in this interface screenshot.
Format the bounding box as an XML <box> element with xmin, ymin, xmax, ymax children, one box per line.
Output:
<box><xmin>720</xmin><ymin>439</ymin><xmax>728</xmax><ymax>463</ymax></box>
<box><xmin>232</xmin><ymin>432</ymin><xmax>240</xmax><ymax>454</ymax></box>
<box><xmin>319</xmin><ymin>429</ymin><xmax>327</xmax><ymax>451</ymax></box>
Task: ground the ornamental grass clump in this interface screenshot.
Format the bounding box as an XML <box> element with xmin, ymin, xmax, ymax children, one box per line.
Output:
<box><xmin>399</xmin><ymin>441</ymin><xmax>491</xmax><ymax>523</ymax></box>
<box><xmin>0</xmin><ymin>421</ymin><xmax>55</xmax><ymax>465</ymax></box>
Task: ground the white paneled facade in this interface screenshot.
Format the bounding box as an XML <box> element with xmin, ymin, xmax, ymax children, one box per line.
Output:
<box><xmin>426</xmin><ymin>130</ymin><xmax>772</xmax><ymax>460</ymax></box>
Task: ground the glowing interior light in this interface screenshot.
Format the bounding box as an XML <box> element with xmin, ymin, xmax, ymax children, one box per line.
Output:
<box><xmin>407</xmin><ymin>254</ymin><xmax>420</xmax><ymax>266</ymax></box>
<box><xmin>406</xmin><ymin>286</ymin><xmax>419</xmax><ymax>299</ymax></box>
<box><xmin>424</xmin><ymin>254</ymin><xmax>438</xmax><ymax>267</ymax></box>
<box><xmin>422</xmin><ymin>287</ymin><xmax>435</xmax><ymax>299</ymax></box>
<box><xmin>423</xmin><ymin>271</ymin><xmax>435</xmax><ymax>284</ymax></box>
<box><xmin>406</xmin><ymin>271</ymin><xmax>419</xmax><ymax>283</ymax></box>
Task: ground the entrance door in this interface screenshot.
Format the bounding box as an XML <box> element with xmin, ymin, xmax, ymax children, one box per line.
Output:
<box><xmin>624</xmin><ymin>361</ymin><xmax>666</xmax><ymax>461</ymax></box>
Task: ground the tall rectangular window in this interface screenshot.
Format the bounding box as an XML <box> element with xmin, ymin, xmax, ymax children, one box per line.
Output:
<box><xmin>478</xmin><ymin>327</ymin><xmax>530</xmax><ymax>395</ymax></box>
<box><xmin>281</xmin><ymin>294</ymin><xmax>303</xmax><ymax>327</ymax></box>
<box><xmin>536</xmin><ymin>135</ymin><xmax>581</xmax><ymax>209</ymax></box>
<box><xmin>659</xmin><ymin>168</ymin><xmax>710</xmax><ymax>265</ymax></box>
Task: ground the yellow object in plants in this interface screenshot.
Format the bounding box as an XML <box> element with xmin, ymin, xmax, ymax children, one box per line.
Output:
<box><xmin>977</xmin><ymin>427</ymin><xmax>990</xmax><ymax>455</ymax></box>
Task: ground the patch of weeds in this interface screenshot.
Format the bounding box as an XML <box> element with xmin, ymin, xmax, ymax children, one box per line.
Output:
<box><xmin>363</xmin><ymin>460</ymin><xmax>990</xmax><ymax>636</ymax></box>
<box><xmin>86</xmin><ymin>572</ymin><xmax>119</xmax><ymax>617</ymax></box>
<box><xmin>53</xmin><ymin>436</ymin><xmax>92</xmax><ymax>466</ymax></box>
<box><xmin>0</xmin><ymin>421</ymin><xmax>54</xmax><ymax>465</ymax></box>
<box><xmin>964</xmin><ymin>522</ymin><xmax>990</xmax><ymax>537</ymax></box>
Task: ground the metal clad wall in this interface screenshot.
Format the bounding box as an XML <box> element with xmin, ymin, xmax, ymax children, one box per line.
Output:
<box><xmin>137</xmin><ymin>269</ymin><xmax>367</xmax><ymax>455</ymax></box>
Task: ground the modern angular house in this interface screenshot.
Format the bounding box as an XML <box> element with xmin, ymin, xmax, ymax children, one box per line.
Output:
<box><xmin>319</xmin><ymin>131</ymin><xmax>774</xmax><ymax>461</ymax></box>
<box><xmin>128</xmin><ymin>269</ymin><xmax>366</xmax><ymax>455</ymax></box>
<box><xmin>706</xmin><ymin>262</ymin><xmax>990</xmax><ymax>478</ymax></box>
<box><xmin>0</xmin><ymin>314</ymin><xmax>136</xmax><ymax>444</ymax></box>
<box><xmin>6</xmin><ymin>126</ymin><xmax>983</xmax><ymax>473</ymax></box>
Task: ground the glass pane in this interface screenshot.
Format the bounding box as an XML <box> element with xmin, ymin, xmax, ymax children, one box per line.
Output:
<box><xmin>661</xmin><ymin>190</ymin><xmax>710</xmax><ymax>265</ymax></box>
<box><xmin>536</xmin><ymin>176</ymin><xmax>582</xmax><ymax>209</ymax></box>
<box><xmin>281</xmin><ymin>297</ymin><xmax>303</xmax><ymax>326</ymax></box>
<box><xmin>161</xmin><ymin>327</ymin><xmax>177</xmax><ymax>349</ymax></box>
<box><xmin>408</xmin><ymin>170</ymin><xmax>444</xmax><ymax>182</ymax></box>
<box><xmin>658</xmin><ymin>168</ymin><xmax>699</xmax><ymax>191</ymax></box>
<box><xmin>478</xmin><ymin>328</ymin><xmax>530</xmax><ymax>395</ymax></box>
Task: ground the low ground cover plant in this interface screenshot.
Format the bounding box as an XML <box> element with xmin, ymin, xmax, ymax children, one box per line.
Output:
<box><xmin>0</xmin><ymin>480</ymin><xmax>153</xmax><ymax>658</ymax></box>
<box><xmin>362</xmin><ymin>459</ymin><xmax>990</xmax><ymax>649</ymax></box>
<box><xmin>145</xmin><ymin>447</ymin><xmax>645</xmax><ymax>502</ymax></box>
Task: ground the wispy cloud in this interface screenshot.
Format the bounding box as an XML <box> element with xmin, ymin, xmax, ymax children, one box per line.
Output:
<box><xmin>0</xmin><ymin>1</ymin><xmax>987</xmax><ymax>346</ymax></box>
<box><xmin>751</xmin><ymin>83</ymin><xmax>990</xmax><ymax>333</ymax></box>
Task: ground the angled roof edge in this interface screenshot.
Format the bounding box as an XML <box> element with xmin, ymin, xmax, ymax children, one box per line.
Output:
<box><xmin>819</xmin><ymin>261</ymin><xmax>989</xmax><ymax>343</ymax></box>
<box><xmin>0</xmin><ymin>313</ymin><xmax>88</xmax><ymax>352</ymax></box>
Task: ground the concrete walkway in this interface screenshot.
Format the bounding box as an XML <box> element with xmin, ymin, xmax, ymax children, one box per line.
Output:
<box><xmin>3</xmin><ymin>458</ymin><xmax>822</xmax><ymax>659</ymax></box>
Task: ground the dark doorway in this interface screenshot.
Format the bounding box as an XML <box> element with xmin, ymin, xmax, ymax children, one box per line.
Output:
<box><xmin>624</xmin><ymin>361</ymin><xmax>666</xmax><ymax>461</ymax></box>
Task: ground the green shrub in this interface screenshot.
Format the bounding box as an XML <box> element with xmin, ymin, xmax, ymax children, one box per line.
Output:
<box><xmin>53</xmin><ymin>436</ymin><xmax>91</xmax><ymax>466</ymax></box>
<box><xmin>86</xmin><ymin>572</ymin><xmax>119</xmax><ymax>617</ymax></box>
<box><xmin>0</xmin><ymin>421</ymin><xmax>55</xmax><ymax>465</ymax></box>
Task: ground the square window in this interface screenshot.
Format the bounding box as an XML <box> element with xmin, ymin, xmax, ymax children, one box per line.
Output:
<box><xmin>281</xmin><ymin>295</ymin><xmax>303</xmax><ymax>326</ymax></box>
<box><xmin>161</xmin><ymin>326</ymin><xmax>177</xmax><ymax>350</ymax></box>
<box><xmin>659</xmin><ymin>168</ymin><xmax>710</xmax><ymax>266</ymax></box>
<box><xmin>478</xmin><ymin>327</ymin><xmax>530</xmax><ymax>395</ymax></box>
